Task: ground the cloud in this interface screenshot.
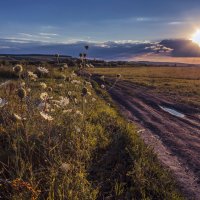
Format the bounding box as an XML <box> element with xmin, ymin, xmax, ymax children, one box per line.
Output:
<box><xmin>168</xmin><ymin>21</ymin><xmax>186</xmax><ymax>25</ymax></box>
<box><xmin>0</xmin><ymin>38</ymin><xmax>199</xmax><ymax>61</ymax></box>
<box><xmin>39</xmin><ymin>33</ymin><xmax>59</xmax><ymax>36</ymax></box>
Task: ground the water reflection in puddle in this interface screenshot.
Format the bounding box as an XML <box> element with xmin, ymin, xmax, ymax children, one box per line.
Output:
<box><xmin>159</xmin><ymin>106</ymin><xmax>185</xmax><ymax>118</ymax></box>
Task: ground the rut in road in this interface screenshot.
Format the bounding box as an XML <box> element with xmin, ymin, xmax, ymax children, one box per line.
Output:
<box><xmin>108</xmin><ymin>80</ymin><xmax>200</xmax><ymax>200</ymax></box>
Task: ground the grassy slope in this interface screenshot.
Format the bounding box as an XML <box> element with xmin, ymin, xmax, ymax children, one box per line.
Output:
<box><xmin>90</xmin><ymin>66</ymin><xmax>200</xmax><ymax>108</ymax></box>
<box><xmin>0</xmin><ymin>65</ymin><xmax>183</xmax><ymax>199</ymax></box>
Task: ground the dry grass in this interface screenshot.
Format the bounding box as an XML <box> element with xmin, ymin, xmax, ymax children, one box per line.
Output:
<box><xmin>90</xmin><ymin>66</ymin><xmax>200</xmax><ymax>107</ymax></box>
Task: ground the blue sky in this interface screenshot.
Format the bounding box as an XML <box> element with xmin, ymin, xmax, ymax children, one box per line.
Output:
<box><xmin>1</xmin><ymin>0</ymin><xmax>200</xmax><ymax>43</ymax></box>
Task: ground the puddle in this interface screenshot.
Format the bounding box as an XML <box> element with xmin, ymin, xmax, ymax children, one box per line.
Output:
<box><xmin>159</xmin><ymin>106</ymin><xmax>185</xmax><ymax>118</ymax></box>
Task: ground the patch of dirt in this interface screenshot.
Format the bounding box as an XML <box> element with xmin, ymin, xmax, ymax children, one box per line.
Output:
<box><xmin>108</xmin><ymin>79</ymin><xmax>200</xmax><ymax>200</ymax></box>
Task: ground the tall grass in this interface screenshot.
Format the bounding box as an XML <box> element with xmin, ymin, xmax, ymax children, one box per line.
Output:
<box><xmin>0</xmin><ymin>64</ymin><xmax>184</xmax><ymax>199</ymax></box>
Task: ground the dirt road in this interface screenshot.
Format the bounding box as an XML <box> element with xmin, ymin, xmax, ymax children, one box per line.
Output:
<box><xmin>108</xmin><ymin>79</ymin><xmax>200</xmax><ymax>199</ymax></box>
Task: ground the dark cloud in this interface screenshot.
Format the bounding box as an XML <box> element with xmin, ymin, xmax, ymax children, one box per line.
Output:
<box><xmin>0</xmin><ymin>38</ymin><xmax>200</xmax><ymax>60</ymax></box>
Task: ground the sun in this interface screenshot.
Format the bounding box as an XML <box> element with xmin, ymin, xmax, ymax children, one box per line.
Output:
<box><xmin>191</xmin><ymin>29</ymin><xmax>200</xmax><ymax>46</ymax></box>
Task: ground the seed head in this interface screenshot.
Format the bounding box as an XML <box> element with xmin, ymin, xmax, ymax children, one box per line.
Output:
<box><xmin>82</xmin><ymin>87</ymin><xmax>88</xmax><ymax>96</ymax></box>
<box><xmin>47</xmin><ymin>87</ymin><xmax>53</xmax><ymax>92</ymax></box>
<box><xmin>17</xmin><ymin>88</ymin><xmax>26</xmax><ymax>99</ymax></box>
<box><xmin>117</xmin><ymin>74</ymin><xmax>121</xmax><ymax>78</ymax></box>
<box><xmin>59</xmin><ymin>67</ymin><xmax>64</xmax><ymax>71</ymax></box>
<box><xmin>13</xmin><ymin>64</ymin><xmax>23</xmax><ymax>74</ymax></box>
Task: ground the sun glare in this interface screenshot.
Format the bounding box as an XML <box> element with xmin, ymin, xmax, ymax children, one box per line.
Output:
<box><xmin>192</xmin><ymin>29</ymin><xmax>200</xmax><ymax>46</ymax></box>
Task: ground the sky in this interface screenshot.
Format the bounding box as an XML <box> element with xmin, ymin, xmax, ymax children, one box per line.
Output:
<box><xmin>1</xmin><ymin>0</ymin><xmax>200</xmax><ymax>43</ymax></box>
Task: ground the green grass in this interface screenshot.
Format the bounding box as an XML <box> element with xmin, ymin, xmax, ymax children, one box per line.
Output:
<box><xmin>90</xmin><ymin>66</ymin><xmax>200</xmax><ymax>107</ymax></box>
<box><xmin>0</xmin><ymin>65</ymin><xmax>184</xmax><ymax>199</ymax></box>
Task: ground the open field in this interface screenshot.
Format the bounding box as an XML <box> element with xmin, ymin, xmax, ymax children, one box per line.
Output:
<box><xmin>0</xmin><ymin>64</ymin><xmax>184</xmax><ymax>199</ymax></box>
<box><xmin>90</xmin><ymin>66</ymin><xmax>200</xmax><ymax>108</ymax></box>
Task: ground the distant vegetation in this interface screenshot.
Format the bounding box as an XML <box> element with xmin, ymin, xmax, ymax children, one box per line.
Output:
<box><xmin>0</xmin><ymin>60</ymin><xmax>184</xmax><ymax>199</ymax></box>
<box><xmin>90</xmin><ymin>66</ymin><xmax>200</xmax><ymax>108</ymax></box>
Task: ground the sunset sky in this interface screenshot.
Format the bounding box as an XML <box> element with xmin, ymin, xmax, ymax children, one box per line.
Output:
<box><xmin>1</xmin><ymin>0</ymin><xmax>200</xmax><ymax>43</ymax></box>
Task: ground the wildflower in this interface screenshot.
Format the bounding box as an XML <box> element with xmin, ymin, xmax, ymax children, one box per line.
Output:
<box><xmin>70</xmin><ymin>72</ymin><xmax>77</xmax><ymax>78</ymax></box>
<box><xmin>13</xmin><ymin>113</ymin><xmax>22</xmax><ymax>121</ymax></box>
<box><xmin>13</xmin><ymin>64</ymin><xmax>23</xmax><ymax>74</ymax></box>
<box><xmin>100</xmin><ymin>75</ymin><xmax>105</xmax><ymax>81</ymax></box>
<box><xmin>62</xmin><ymin>63</ymin><xmax>68</xmax><ymax>69</ymax></box>
<box><xmin>71</xmin><ymin>80</ymin><xmax>81</xmax><ymax>84</ymax></box>
<box><xmin>89</xmin><ymin>64</ymin><xmax>95</xmax><ymax>68</ymax></box>
<box><xmin>74</xmin><ymin>98</ymin><xmax>78</xmax><ymax>104</ymax></box>
<box><xmin>40</xmin><ymin>92</ymin><xmax>48</xmax><ymax>100</ymax></box>
<box><xmin>60</xmin><ymin>74</ymin><xmax>66</xmax><ymax>80</ymax></box>
<box><xmin>63</xmin><ymin>109</ymin><xmax>73</xmax><ymax>114</ymax></box>
<box><xmin>27</xmin><ymin>71</ymin><xmax>38</xmax><ymax>80</ymax></box>
<box><xmin>92</xmin><ymin>98</ymin><xmax>96</xmax><ymax>102</ymax></box>
<box><xmin>37</xmin><ymin>67</ymin><xmax>49</xmax><ymax>74</ymax></box>
<box><xmin>47</xmin><ymin>87</ymin><xmax>53</xmax><ymax>92</ymax></box>
<box><xmin>40</xmin><ymin>82</ymin><xmax>47</xmax><ymax>89</ymax></box>
<box><xmin>59</xmin><ymin>67</ymin><xmax>64</xmax><ymax>71</ymax></box>
<box><xmin>101</xmin><ymin>84</ymin><xmax>105</xmax><ymax>89</ymax></box>
<box><xmin>0</xmin><ymin>98</ymin><xmax>8</xmax><ymax>107</ymax></box>
<box><xmin>60</xmin><ymin>163</ymin><xmax>71</xmax><ymax>173</ymax></box>
<box><xmin>117</xmin><ymin>74</ymin><xmax>121</xmax><ymax>78</ymax></box>
<box><xmin>75</xmin><ymin>126</ymin><xmax>81</xmax><ymax>133</ymax></box>
<box><xmin>17</xmin><ymin>88</ymin><xmax>26</xmax><ymax>99</ymax></box>
<box><xmin>68</xmin><ymin>91</ymin><xmax>72</xmax><ymax>96</ymax></box>
<box><xmin>20</xmin><ymin>81</ymin><xmax>26</xmax><ymax>87</ymax></box>
<box><xmin>59</xmin><ymin>96</ymin><xmax>69</xmax><ymax>107</ymax></box>
<box><xmin>27</xmin><ymin>88</ymin><xmax>31</xmax><ymax>93</ymax></box>
<box><xmin>40</xmin><ymin>111</ymin><xmax>53</xmax><ymax>121</ymax></box>
<box><xmin>75</xmin><ymin>110</ymin><xmax>83</xmax><ymax>116</ymax></box>
<box><xmin>57</xmin><ymin>83</ymin><xmax>63</xmax><ymax>88</ymax></box>
<box><xmin>82</xmin><ymin>87</ymin><xmax>88</xmax><ymax>96</ymax></box>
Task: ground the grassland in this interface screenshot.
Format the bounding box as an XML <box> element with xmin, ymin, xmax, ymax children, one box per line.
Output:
<box><xmin>90</xmin><ymin>66</ymin><xmax>200</xmax><ymax>108</ymax></box>
<box><xmin>0</xmin><ymin>64</ymin><xmax>184</xmax><ymax>199</ymax></box>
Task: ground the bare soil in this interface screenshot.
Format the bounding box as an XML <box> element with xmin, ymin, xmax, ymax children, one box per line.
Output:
<box><xmin>108</xmin><ymin>79</ymin><xmax>200</xmax><ymax>200</ymax></box>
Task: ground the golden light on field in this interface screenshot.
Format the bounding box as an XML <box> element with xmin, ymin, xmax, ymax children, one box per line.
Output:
<box><xmin>191</xmin><ymin>29</ymin><xmax>200</xmax><ymax>46</ymax></box>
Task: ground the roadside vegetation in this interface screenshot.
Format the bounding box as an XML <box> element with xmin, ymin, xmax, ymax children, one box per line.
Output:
<box><xmin>0</xmin><ymin>63</ymin><xmax>184</xmax><ymax>199</ymax></box>
<box><xmin>90</xmin><ymin>66</ymin><xmax>200</xmax><ymax>108</ymax></box>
